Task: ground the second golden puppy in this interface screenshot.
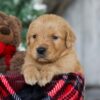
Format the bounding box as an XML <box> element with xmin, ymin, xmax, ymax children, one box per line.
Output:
<box><xmin>22</xmin><ymin>14</ymin><xmax>83</xmax><ymax>86</ymax></box>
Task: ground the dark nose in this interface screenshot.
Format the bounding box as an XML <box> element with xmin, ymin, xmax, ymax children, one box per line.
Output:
<box><xmin>37</xmin><ymin>47</ymin><xmax>46</xmax><ymax>55</ymax></box>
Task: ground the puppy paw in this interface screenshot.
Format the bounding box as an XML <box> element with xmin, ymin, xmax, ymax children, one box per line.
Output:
<box><xmin>23</xmin><ymin>67</ymin><xmax>40</xmax><ymax>85</ymax></box>
<box><xmin>38</xmin><ymin>70</ymin><xmax>53</xmax><ymax>86</ymax></box>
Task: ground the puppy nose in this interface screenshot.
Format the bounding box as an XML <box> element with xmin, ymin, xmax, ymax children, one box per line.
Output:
<box><xmin>37</xmin><ymin>47</ymin><xmax>46</xmax><ymax>55</ymax></box>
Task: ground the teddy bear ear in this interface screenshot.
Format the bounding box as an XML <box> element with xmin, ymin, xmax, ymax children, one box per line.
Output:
<box><xmin>0</xmin><ymin>12</ymin><xmax>8</xmax><ymax>24</ymax></box>
<box><xmin>9</xmin><ymin>15</ymin><xmax>22</xmax><ymax>47</ymax></box>
<box><xmin>0</xmin><ymin>11</ymin><xmax>7</xmax><ymax>18</ymax></box>
<box><xmin>9</xmin><ymin>15</ymin><xmax>22</xmax><ymax>32</ymax></box>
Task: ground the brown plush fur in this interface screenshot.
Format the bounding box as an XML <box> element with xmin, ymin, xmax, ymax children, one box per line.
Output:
<box><xmin>0</xmin><ymin>11</ymin><xmax>22</xmax><ymax>72</ymax></box>
<box><xmin>0</xmin><ymin>11</ymin><xmax>22</xmax><ymax>47</ymax></box>
<box><xmin>10</xmin><ymin>51</ymin><xmax>25</xmax><ymax>72</ymax></box>
<box><xmin>22</xmin><ymin>14</ymin><xmax>83</xmax><ymax>86</ymax></box>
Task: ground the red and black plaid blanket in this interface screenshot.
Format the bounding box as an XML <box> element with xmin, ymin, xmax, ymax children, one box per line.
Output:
<box><xmin>0</xmin><ymin>72</ymin><xmax>84</xmax><ymax>100</ymax></box>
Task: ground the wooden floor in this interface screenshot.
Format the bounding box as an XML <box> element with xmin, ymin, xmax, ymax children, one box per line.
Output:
<box><xmin>85</xmin><ymin>88</ymin><xmax>100</xmax><ymax>100</ymax></box>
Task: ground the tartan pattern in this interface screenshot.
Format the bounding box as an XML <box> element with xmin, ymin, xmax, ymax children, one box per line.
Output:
<box><xmin>0</xmin><ymin>72</ymin><xmax>25</xmax><ymax>100</ymax></box>
<box><xmin>44</xmin><ymin>73</ymin><xmax>84</xmax><ymax>100</ymax></box>
<box><xmin>0</xmin><ymin>72</ymin><xmax>84</xmax><ymax>100</ymax></box>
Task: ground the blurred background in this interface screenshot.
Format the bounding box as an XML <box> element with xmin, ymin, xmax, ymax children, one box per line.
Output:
<box><xmin>0</xmin><ymin>0</ymin><xmax>100</xmax><ymax>99</ymax></box>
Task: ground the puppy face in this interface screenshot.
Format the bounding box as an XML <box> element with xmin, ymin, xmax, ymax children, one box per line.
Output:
<box><xmin>27</xmin><ymin>14</ymin><xmax>76</xmax><ymax>63</ymax></box>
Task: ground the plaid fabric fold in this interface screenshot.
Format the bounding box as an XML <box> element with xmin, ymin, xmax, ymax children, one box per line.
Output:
<box><xmin>0</xmin><ymin>72</ymin><xmax>84</xmax><ymax>100</ymax></box>
<box><xmin>0</xmin><ymin>72</ymin><xmax>25</xmax><ymax>100</ymax></box>
<box><xmin>44</xmin><ymin>73</ymin><xmax>84</xmax><ymax>100</ymax></box>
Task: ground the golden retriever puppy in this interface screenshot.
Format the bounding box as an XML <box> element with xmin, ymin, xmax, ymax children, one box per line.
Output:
<box><xmin>22</xmin><ymin>14</ymin><xmax>83</xmax><ymax>86</ymax></box>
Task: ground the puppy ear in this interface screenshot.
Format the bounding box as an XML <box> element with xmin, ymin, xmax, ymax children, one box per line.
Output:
<box><xmin>26</xmin><ymin>22</ymin><xmax>34</xmax><ymax>46</ymax></box>
<box><xmin>26</xmin><ymin>33</ymin><xmax>30</xmax><ymax>46</ymax></box>
<box><xmin>65</xmin><ymin>27</ymin><xmax>76</xmax><ymax>48</ymax></box>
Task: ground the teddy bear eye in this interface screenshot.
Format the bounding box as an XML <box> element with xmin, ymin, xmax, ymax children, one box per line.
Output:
<box><xmin>32</xmin><ymin>34</ymin><xmax>37</xmax><ymax>39</ymax></box>
<box><xmin>52</xmin><ymin>35</ymin><xmax>59</xmax><ymax>40</ymax></box>
<box><xmin>0</xmin><ymin>27</ymin><xmax>10</xmax><ymax>35</ymax></box>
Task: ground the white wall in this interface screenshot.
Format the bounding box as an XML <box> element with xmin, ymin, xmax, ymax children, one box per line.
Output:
<box><xmin>64</xmin><ymin>0</ymin><xmax>100</xmax><ymax>85</ymax></box>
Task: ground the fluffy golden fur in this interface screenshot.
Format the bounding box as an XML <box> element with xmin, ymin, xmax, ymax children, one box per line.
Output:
<box><xmin>22</xmin><ymin>14</ymin><xmax>83</xmax><ymax>86</ymax></box>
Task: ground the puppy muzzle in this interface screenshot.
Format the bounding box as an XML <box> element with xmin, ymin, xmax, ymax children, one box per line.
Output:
<box><xmin>37</xmin><ymin>47</ymin><xmax>47</xmax><ymax>58</ymax></box>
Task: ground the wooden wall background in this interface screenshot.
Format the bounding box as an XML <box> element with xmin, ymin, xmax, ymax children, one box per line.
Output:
<box><xmin>43</xmin><ymin>0</ymin><xmax>73</xmax><ymax>15</ymax></box>
<box><xmin>64</xmin><ymin>0</ymin><xmax>100</xmax><ymax>85</ymax></box>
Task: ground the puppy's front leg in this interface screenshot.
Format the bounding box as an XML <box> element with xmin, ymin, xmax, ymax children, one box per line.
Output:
<box><xmin>38</xmin><ymin>66</ymin><xmax>60</xmax><ymax>86</ymax></box>
<box><xmin>22</xmin><ymin>65</ymin><xmax>40</xmax><ymax>85</ymax></box>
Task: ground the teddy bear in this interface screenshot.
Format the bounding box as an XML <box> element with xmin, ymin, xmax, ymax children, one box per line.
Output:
<box><xmin>0</xmin><ymin>11</ymin><xmax>25</xmax><ymax>73</ymax></box>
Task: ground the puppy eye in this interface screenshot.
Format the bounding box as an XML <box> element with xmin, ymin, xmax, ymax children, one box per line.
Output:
<box><xmin>32</xmin><ymin>34</ymin><xmax>37</xmax><ymax>39</ymax></box>
<box><xmin>52</xmin><ymin>35</ymin><xmax>59</xmax><ymax>40</ymax></box>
